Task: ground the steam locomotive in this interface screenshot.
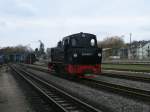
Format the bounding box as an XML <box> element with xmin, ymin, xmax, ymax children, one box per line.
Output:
<box><xmin>48</xmin><ymin>32</ymin><xmax>102</xmax><ymax>78</ymax></box>
<box><xmin>25</xmin><ymin>53</ymin><xmax>37</xmax><ymax>64</ymax></box>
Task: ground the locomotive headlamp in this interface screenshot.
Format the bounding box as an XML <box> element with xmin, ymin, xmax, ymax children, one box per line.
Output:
<box><xmin>73</xmin><ymin>53</ymin><xmax>78</xmax><ymax>58</ymax></box>
<box><xmin>98</xmin><ymin>53</ymin><xmax>101</xmax><ymax>57</ymax></box>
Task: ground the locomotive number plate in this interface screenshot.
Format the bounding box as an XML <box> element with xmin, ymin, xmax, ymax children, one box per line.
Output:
<box><xmin>82</xmin><ymin>53</ymin><xmax>92</xmax><ymax>56</ymax></box>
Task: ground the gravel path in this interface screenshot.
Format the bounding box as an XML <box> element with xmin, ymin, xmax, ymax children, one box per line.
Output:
<box><xmin>0</xmin><ymin>66</ymin><xmax>35</xmax><ymax>112</ymax></box>
<box><xmin>25</xmin><ymin>67</ymin><xmax>150</xmax><ymax>112</ymax></box>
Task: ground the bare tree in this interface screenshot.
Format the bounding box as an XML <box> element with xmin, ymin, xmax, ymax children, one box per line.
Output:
<box><xmin>98</xmin><ymin>36</ymin><xmax>124</xmax><ymax>48</ymax></box>
<box><xmin>0</xmin><ymin>45</ymin><xmax>32</xmax><ymax>54</ymax></box>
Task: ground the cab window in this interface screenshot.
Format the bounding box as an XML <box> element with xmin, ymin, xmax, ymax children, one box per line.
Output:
<box><xmin>71</xmin><ymin>39</ymin><xmax>76</xmax><ymax>46</ymax></box>
<box><xmin>90</xmin><ymin>39</ymin><xmax>95</xmax><ymax>46</ymax></box>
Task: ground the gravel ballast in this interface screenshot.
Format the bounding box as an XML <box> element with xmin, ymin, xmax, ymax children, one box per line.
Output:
<box><xmin>94</xmin><ymin>75</ymin><xmax>150</xmax><ymax>91</ymax></box>
<box><xmin>103</xmin><ymin>70</ymin><xmax>150</xmax><ymax>78</ymax></box>
<box><xmin>25</xmin><ymin>67</ymin><xmax>150</xmax><ymax>112</ymax></box>
<box><xmin>26</xmin><ymin>64</ymin><xmax>150</xmax><ymax>91</ymax></box>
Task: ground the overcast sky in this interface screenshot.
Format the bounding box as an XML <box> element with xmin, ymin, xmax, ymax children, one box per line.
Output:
<box><xmin>0</xmin><ymin>0</ymin><xmax>150</xmax><ymax>49</ymax></box>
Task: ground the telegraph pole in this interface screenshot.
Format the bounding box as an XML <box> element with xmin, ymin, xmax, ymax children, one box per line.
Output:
<box><xmin>130</xmin><ymin>33</ymin><xmax>132</xmax><ymax>46</ymax></box>
<box><xmin>129</xmin><ymin>33</ymin><xmax>132</xmax><ymax>59</ymax></box>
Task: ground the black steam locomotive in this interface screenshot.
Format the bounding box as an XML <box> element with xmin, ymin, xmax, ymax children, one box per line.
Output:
<box><xmin>25</xmin><ymin>53</ymin><xmax>37</xmax><ymax>64</ymax></box>
<box><xmin>48</xmin><ymin>32</ymin><xmax>102</xmax><ymax>78</ymax></box>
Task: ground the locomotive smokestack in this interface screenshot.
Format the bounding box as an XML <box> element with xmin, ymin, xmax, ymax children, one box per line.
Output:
<box><xmin>80</xmin><ymin>32</ymin><xmax>85</xmax><ymax>37</ymax></box>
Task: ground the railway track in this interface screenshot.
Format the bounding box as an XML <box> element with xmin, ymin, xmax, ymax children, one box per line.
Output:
<box><xmin>102</xmin><ymin>72</ymin><xmax>150</xmax><ymax>82</ymax></box>
<box><xmin>20</xmin><ymin>64</ymin><xmax>150</xmax><ymax>101</ymax></box>
<box><xmin>10</xmin><ymin>65</ymin><xmax>102</xmax><ymax>112</ymax></box>
<box><xmin>82</xmin><ymin>78</ymin><xmax>150</xmax><ymax>101</ymax></box>
<box><xmin>22</xmin><ymin>64</ymin><xmax>150</xmax><ymax>83</ymax></box>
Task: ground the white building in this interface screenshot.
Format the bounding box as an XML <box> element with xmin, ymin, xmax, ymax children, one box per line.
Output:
<box><xmin>138</xmin><ymin>42</ymin><xmax>150</xmax><ymax>60</ymax></box>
